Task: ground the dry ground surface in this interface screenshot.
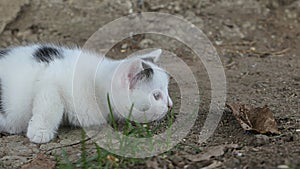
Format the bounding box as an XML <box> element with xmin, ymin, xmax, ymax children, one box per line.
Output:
<box><xmin>0</xmin><ymin>0</ymin><xmax>299</xmax><ymax>168</ymax></box>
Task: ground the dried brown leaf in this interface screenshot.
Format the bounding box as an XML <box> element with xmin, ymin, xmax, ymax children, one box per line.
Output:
<box><xmin>226</xmin><ymin>103</ymin><xmax>280</xmax><ymax>134</ymax></box>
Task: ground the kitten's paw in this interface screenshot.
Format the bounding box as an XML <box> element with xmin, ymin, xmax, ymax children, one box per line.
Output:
<box><xmin>26</xmin><ymin>128</ymin><xmax>55</xmax><ymax>144</ymax></box>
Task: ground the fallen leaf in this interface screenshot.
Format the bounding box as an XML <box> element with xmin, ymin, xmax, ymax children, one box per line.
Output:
<box><xmin>20</xmin><ymin>154</ymin><xmax>56</xmax><ymax>169</ymax></box>
<box><xmin>183</xmin><ymin>144</ymin><xmax>238</xmax><ymax>162</ymax></box>
<box><xmin>226</xmin><ymin>103</ymin><xmax>280</xmax><ymax>134</ymax></box>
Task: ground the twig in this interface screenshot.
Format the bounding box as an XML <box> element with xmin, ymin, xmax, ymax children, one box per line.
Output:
<box><xmin>44</xmin><ymin>129</ymin><xmax>104</xmax><ymax>153</ymax></box>
<box><xmin>45</xmin><ymin>137</ymin><xmax>93</xmax><ymax>153</ymax></box>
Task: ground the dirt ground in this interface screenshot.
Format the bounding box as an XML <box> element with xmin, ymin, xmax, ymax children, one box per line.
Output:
<box><xmin>0</xmin><ymin>0</ymin><xmax>299</xmax><ymax>168</ymax></box>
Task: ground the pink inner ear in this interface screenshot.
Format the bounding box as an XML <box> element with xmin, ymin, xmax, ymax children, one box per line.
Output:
<box><xmin>126</xmin><ymin>60</ymin><xmax>142</xmax><ymax>90</ymax></box>
<box><xmin>129</xmin><ymin>81</ymin><xmax>135</xmax><ymax>90</ymax></box>
<box><xmin>128</xmin><ymin>73</ymin><xmax>139</xmax><ymax>90</ymax></box>
<box><xmin>127</xmin><ymin>72</ymin><xmax>133</xmax><ymax>80</ymax></box>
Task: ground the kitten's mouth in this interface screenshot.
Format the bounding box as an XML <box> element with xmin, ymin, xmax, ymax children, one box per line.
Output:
<box><xmin>155</xmin><ymin>112</ymin><xmax>168</xmax><ymax>121</ymax></box>
<box><xmin>140</xmin><ymin>106</ymin><xmax>150</xmax><ymax>112</ymax></box>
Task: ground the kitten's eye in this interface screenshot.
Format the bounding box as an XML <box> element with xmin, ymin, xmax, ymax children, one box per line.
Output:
<box><xmin>153</xmin><ymin>92</ymin><xmax>161</xmax><ymax>100</ymax></box>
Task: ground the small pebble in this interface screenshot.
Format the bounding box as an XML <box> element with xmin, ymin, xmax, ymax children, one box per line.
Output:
<box><xmin>138</xmin><ymin>39</ymin><xmax>154</xmax><ymax>48</ymax></box>
<box><xmin>277</xmin><ymin>164</ymin><xmax>289</xmax><ymax>169</ymax></box>
<box><xmin>251</xmin><ymin>134</ymin><xmax>270</xmax><ymax>146</ymax></box>
<box><xmin>236</xmin><ymin>152</ymin><xmax>243</xmax><ymax>157</ymax></box>
<box><xmin>215</xmin><ymin>40</ymin><xmax>223</xmax><ymax>45</ymax></box>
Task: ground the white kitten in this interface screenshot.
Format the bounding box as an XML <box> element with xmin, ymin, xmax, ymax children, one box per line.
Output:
<box><xmin>0</xmin><ymin>44</ymin><xmax>173</xmax><ymax>143</ymax></box>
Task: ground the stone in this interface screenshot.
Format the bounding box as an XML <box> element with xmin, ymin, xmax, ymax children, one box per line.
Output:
<box><xmin>251</xmin><ymin>134</ymin><xmax>270</xmax><ymax>146</ymax></box>
<box><xmin>138</xmin><ymin>39</ymin><xmax>154</xmax><ymax>48</ymax></box>
<box><xmin>0</xmin><ymin>0</ymin><xmax>30</xmax><ymax>34</ymax></box>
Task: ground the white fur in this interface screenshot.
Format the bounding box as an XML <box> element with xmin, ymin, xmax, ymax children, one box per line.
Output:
<box><xmin>0</xmin><ymin>44</ymin><xmax>172</xmax><ymax>143</ymax></box>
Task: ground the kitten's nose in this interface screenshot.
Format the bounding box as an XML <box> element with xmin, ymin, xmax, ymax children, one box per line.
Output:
<box><xmin>168</xmin><ymin>105</ymin><xmax>172</xmax><ymax>111</ymax></box>
<box><xmin>168</xmin><ymin>97</ymin><xmax>173</xmax><ymax>111</ymax></box>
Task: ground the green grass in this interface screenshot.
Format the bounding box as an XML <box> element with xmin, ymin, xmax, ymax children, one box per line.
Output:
<box><xmin>55</xmin><ymin>130</ymin><xmax>202</xmax><ymax>169</ymax></box>
<box><xmin>56</xmin><ymin>133</ymin><xmax>202</xmax><ymax>169</ymax></box>
<box><xmin>56</xmin><ymin>129</ymin><xmax>145</xmax><ymax>169</ymax></box>
<box><xmin>56</xmin><ymin>94</ymin><xmax>191</xmax><ymax>169</ymax></box>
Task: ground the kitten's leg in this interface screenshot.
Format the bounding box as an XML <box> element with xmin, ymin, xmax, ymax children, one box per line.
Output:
<box><xmin>27</xmin><ymin>86</ymin><xmax>64</xmax><ymax>143</ymax></box>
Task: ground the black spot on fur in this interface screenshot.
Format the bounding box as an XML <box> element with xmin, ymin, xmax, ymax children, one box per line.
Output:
<box><xmin>133</xmin><ymin>62</ymin><xmax>154</xmax><ymax>81</ymax></box>
<box><xmin>0</xmin><ymin>49</ymin><xmax>9</xmax><ymax>59</ymax></box>
<box><xmin>33</xmin><ymin>46</ymin><xmax>62</xmax><ymax>63</ymax></box>
<box><xmin>141</xmin><ymin>62</ymin><xmax>154</xmax><ymax>79</ymax></box>
<box><xmin>130</xmin><ymin>62</ymin><xmax>154</xmax><ymax>89</ymax></box>
<box><xmin>0</xmin><ymin>79</ymin><xmax>4</xmax><ymax>114</ymax></box>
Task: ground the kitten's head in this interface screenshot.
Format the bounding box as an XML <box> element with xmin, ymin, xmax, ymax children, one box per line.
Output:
<box><xmin>112</xmin><ymin>49</ymin><xmax>173</xmax><ymax>123</ymax></box>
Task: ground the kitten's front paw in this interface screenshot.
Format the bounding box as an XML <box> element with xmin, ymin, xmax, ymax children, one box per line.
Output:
<box><xmin>26</xmin><ymin>128</ymin><xmax>55</xmax><ymax>144</ymax></box>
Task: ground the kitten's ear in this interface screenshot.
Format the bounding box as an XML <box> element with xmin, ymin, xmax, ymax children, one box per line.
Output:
<box><xmin>127</xmin><ymin>60</ymin><xmax>154</xmax><ymax>89</ymax></box>
<box><xmin>139</xmin><ymin>49</ymin><xmax>162</xmax><ymax>63</ymax></box>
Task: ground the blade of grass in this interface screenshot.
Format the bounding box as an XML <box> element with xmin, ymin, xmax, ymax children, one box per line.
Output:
<box><xmin>58</xmin><ymin>149</ymin><xmax>74</xmax><ymax>169</ymax></box>
<box><xmin>107</xmin><ymin>93</ymin><xmax>117</xmax><ymax>130</ymax></box>
<box><xmin>80</xmin><ymin>130</ymin><xmax>88</xmax><ymax>169</ymax></box>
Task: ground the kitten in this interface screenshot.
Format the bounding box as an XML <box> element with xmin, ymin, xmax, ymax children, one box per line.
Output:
<box><xmin>0</xmin><ymin>44</ymin><xmax>173</xmax><ymax>143</ymax></box>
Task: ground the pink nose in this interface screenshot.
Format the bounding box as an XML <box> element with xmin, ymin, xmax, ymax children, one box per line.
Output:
<box><xmin>168</xmin><ymin>105</ymin><xmax>172</xmax><ymax>111</ymax></box>
<box><xmin>168</xmin><ymin>97</ymin><xmax>173</xmax><ymax>110</ymax></box>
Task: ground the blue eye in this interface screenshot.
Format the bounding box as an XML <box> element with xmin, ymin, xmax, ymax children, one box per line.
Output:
<box><xmin>153</xmin><ymin>92</ymin><xmax>161</xmax><ymax>100</ymax></box>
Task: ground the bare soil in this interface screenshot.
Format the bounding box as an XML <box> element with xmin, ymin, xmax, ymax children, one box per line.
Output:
<box><xmin>0</xmin><ymin>0</ymin><xmax>299</xmax><ymax>168</ymax></box>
